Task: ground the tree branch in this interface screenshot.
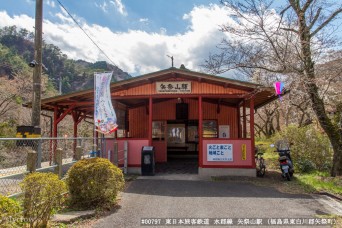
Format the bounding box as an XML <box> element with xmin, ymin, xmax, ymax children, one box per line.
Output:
<box><xmin>280</xmin><ymin>27</ymin><xmax>299</xmax><ymax>34</ymax></box>
<box><xmin>280</xmin><ymin>5</ymin><xmax>292</xmax><ymax>15</ymax></box>
<box><xmin>311</xmin><ymin>8</ymin><xmax>342</xmax><ymax>37</ymax></box>
<box><xmin>308</xmin><ymin>7</ymin><xmax>322</xmax><ymax>30</ymax></box>
<box><xmin>302</xmin><ymin>0</ymin><xmax>313</xmax><ymax>12</ymax></box>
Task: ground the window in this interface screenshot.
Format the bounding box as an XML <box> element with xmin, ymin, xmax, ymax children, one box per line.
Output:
<box><xmin>152</xmin><ymin>121</ymin><xmax>166</xmax><ymax>140</ymax></box>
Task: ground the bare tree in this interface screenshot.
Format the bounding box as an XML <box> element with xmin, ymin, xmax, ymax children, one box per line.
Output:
<box><xmin>204</xmin><ymin>0</ymin><xmax>342</xmax><ymax>176</ymax></box>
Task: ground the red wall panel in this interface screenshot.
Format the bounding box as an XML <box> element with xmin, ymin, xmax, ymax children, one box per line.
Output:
<box><xmin>129</xmin><ymin>99</ymin><xmax>238</xmax><ymax>138</ymax></box>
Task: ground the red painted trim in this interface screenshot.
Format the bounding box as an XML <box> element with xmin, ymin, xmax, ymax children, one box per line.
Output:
<box><xmin>243</xmin><ymin>100</ymin><xmax>247</xmax><ymax>138</ymax></box>
<box><xmin>129</xmin><ymin>164</ymin><xmax>141</xmax><ymax>167</ymax></box>
<box><xmin>198</xmin><ymin>96</ymin><xmax>203</xmax><ymax>167</ymax></box>
<box><xmin>77</xmin><ymin>114</ymin><xmax>86</xmax><ymax>125</ymax></box>
<box><xmin>71</xmin><ymin>110</ymin><xmax>79</xmax><ymax>122</ymax></box>
<box><xmin>111</xmin><ymin>94</ymin><xmax>248</xmax><ymax>100</ymax></box>
<box><xmin>203</xmin><ymin>138</ymin><xmax>252</xmax><ymax>140</ymax></box>
<box><xmin>117</xmin><ymin>164</ymin><xmax>141</xmax><ymax>168</ymax></box>
<box><xmin>153</xmin><ymin>94</ymin><xmax>247</xmax><ymax>99</ymax></box>
<box><xmin>73</xmin><ymin>122</ymin><xmax>77</xmax><ymax>138</ymax></box>
<box><xmin>148</xmin><ymin>96</ymin><xmax>153</xmax><ymax>146</ymax></box>
<box><xmin>237</xmin><ymin>103</ymin><xmax>241</xmax><ymax>138</ymax></box>
<box><xmin>56</xmin><ymin>105</ymin><xmax>75</xmax><ymax>124</ymax></box>
<box><xmin>53</xmin><ymin>106</ymin><xmax>58</xmax><ymax>138</ymax></box>
<box><xmin>250</xmin><ymin>97</ymin><xmax>256</xmax><ymax>168</ymax></box>
<box><xmin>116</xmin><ymin>138</ymin><xmax>149</xmax><ymax>140</ymax></box>
<box><xmin>73</xmin><ymin>121</ymin><xmax>78</xmax><ymax>155</ymax></box>
<box><xmin>201</xmin><ymin>165</ymin><xmax>254</xmax><ymax>168</ymax></box>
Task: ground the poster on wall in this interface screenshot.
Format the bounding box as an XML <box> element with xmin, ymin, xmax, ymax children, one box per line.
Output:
<box><xmin>207</xmin><ymin>144</ymin><xmax>233</xmax><ymax>161</ymax></box>
<box><xmin>219</xmin><ymin>125</ymin><xmax>230</xmax><ymax>138</ymax></box>
<box><xmin>167</xmin><ymin>124</ymin><xmax>185</xmax><ymax>144</ymax></box>
<box><xmin>187</xmin><ymin>126</ymin><xmax>198</xmax><ymax>142</ymax></box>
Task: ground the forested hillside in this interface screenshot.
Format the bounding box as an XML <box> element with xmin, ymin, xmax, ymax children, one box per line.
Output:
<box><xmin>0</xmin><ymin>25</ymin><xmax>131</xmax><ymax>137</ymax></box>
<box><xmin>0</xmin><ymin>26</ymin><xmax>131</xmax><ymax>94</ymax></box>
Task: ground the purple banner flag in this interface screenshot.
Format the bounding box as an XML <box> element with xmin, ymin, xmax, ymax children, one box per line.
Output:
<box><xmin>94</xmin><ymin>72</ymin><xmax>118</xmax><ymax>134</ymax></box>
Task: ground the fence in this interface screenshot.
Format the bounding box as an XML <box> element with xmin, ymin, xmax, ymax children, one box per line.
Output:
<box><xmin>100</xmin><ymin>138</ymin><xmax>128</xmax><ymax>174</ymax></box>
<box><xmin>0</xmin><ymin>137</ymin><xmax>127</xmax><ymax>197</ymax></box>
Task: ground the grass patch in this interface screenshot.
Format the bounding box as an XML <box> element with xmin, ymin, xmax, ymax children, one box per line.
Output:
<box><xmin>295</xmin><ymin>172</ymin><xmax>342</xmax><ymax>196</ymax></box>
<box><xmin>124</xmin><ymin>174</ymin><xmax>138</xmax><ymax>182</ymax></box>
<box><xmin>255</xmin><ymin>141</ymin><xmax>280</xmax><ymax>170</ymax></box>
<box><xmin>256</xmin><ymin>139</ymin><xmax>341</xmax><ymax>197</ymax></box>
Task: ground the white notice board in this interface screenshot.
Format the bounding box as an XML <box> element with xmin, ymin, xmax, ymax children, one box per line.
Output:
<box><xmin>219</xmin><ymin>125</ymin><xmax>230</xmax><ymax>138</ymax></box>
<box><xmin>207</xmin><ymin>144</ymin><xmax>233</xmax><ymax>161</ymax></box>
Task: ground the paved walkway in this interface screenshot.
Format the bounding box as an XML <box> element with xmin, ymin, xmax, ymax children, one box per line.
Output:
<box><xmin>93</xmin><ymin>174</ymin><xmax>341</xmax><ymax>228</ymax></box>
<box><xmin>155</xmin><ymin>158</ymin><xmax>198</xmax><ymax>174</ymax></box>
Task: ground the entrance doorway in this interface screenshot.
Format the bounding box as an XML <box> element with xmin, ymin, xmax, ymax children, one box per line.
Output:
<box><xmin>155</xmin><ymin>120</ymin><xmax>199</xmax><ymax>174</ymax></box>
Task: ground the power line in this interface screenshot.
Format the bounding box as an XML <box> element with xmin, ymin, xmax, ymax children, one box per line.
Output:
<box><xmin>56</xmin><ymin>0</ymin><xmax>117</xmax><ymax>67</ymax></box>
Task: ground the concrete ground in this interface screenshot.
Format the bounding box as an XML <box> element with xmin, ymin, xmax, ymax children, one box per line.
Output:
<box><xmin>93</xmin><ymin>174</ymin><xmax>342</xmax><ymax>228</ymax></box>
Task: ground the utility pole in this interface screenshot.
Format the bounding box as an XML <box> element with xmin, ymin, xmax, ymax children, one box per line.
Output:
<box><xmin>31</xmin><ymin>0</ymin><xmax>43</xmax><ymax>128</ymax></box>
<box><xmin>59</xmin><ymin>75</ymin><xmax>62</xmax><ymax>94</ymax></box>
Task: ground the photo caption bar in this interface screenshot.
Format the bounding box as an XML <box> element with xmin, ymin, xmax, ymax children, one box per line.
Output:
<box><xmin>140</xmin><ymin>218</ymin><xmax>337</xmax><ymax>226</ymax></box>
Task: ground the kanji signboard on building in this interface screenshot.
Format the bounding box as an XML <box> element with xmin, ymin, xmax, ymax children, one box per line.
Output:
<box><xmin>156</xmin><ymin>81</ymin><xmax>191</xmax><ymax>93</ymax></box>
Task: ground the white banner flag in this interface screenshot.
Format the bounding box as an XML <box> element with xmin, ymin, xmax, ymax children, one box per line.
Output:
<box><xmin>94</xmin><ymin>72</ymin><xmax>118</xmax><ymax>134</ymax></box>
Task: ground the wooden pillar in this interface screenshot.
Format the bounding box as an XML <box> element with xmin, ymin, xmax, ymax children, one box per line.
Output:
<box><xmin>250</xmin><ymin>97</ymin><xmax>255</xmax><ymax>168</ymax></box>
<box><xmin>27</xmin><ymin>150</ymin><xmax>37</xmax><ymax>172</ymax></box>
<box><xmin>198</xmin><ymin>96</ymin><xmax>203</xmax><ymax>168</ymax></box>
<box><xmin>72</xmin><ymin>111</ymin><xmax>87</xmax><ymax>157</ymax></box>
<box><xmin>53</xmin><ymin>106</ymin><xmax>58</xmax><ymax>138</ymax></box>
<box><xmin>237</xmin><ymin>103</ymin><xmax>241</xmax><ymax>139</ymax></box>
<box><xmin>73</xmin><ymin>121</ymin><xmax>77</xmax><ymax>138</ymax></box>
<box><xmin>125</xmin><ymin>108</ymin><xmax>129</xmax><ymax>138</ymax></box>
<box><xmin>243</xmin><ymin>100</ymin><xmax>247</xmax><ymax>138</ymax></box>
<box><xmin>148</xmin><ymin>96</ymin><xmax>153</xmax><ymax>146</ymax></box>
<box><xmin>52</xmin><ymin>105</ymin><xmax>75</xmax><ymax>164</ymax></box>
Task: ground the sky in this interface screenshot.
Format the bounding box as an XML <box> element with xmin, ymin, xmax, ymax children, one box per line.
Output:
<box><xmin>0</xmin><ymin>0</ymin><xmax>236</xmax><ymax>76</ymax></box>
<box><xmin>0</xmin><ymin>0</ymin><xmax>341</xmax><ymax>77</ymax></box>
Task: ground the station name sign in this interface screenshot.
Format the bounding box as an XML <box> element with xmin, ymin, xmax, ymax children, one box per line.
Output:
<box><xmin>156</xmin><ymin>81</ymin><xmax>191</xmax><ymax>94</ymax></box>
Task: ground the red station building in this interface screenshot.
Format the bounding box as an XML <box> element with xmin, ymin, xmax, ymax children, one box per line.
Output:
<box><xmin>35</xmin><ymin>66</ymin><xmax>278</xmax><ymax>177</ymax></box>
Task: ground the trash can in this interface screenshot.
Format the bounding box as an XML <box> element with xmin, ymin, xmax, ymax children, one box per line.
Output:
<box><xmin>89</xmin><ymin>150</ymin><xmax>101</xmax><ymax>158</ymax></box>
<box><xmin>141</xmin><ymin>146</ymin><xmax>155</xmax><ymax>176</ymax></box>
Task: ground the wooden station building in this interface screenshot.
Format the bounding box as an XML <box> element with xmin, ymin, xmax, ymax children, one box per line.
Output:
<box><xmin>35</xmin><ymin>66</ymin><xmax>278</xmax><ymax>177</ymax></box>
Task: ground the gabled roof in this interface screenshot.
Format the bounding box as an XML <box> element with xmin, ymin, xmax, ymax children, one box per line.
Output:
<box><xmin>24</xmin><ymin>67</ymin><xmax>279</xmax><ymax>116</ymax></box>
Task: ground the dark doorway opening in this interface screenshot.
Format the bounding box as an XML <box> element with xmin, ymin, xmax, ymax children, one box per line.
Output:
<box><xmin>155</xmin><ymin>120</ymin><xmax>199</xmax><ymax>174</ymax></box>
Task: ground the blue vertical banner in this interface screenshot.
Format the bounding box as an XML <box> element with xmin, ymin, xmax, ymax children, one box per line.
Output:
<box><xmin>94</xmin><ymin>72</ymin><xmax>118</xmax><ymax>134</ymax></box>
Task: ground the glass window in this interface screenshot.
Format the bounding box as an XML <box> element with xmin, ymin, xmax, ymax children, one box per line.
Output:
<box><xmin>152</xmin><ymin>121</ymin><xmax>166</xmax><ymax>140</ymax></box>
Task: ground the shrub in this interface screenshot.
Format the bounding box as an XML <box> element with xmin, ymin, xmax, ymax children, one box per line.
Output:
<box><xmin>271</xmin><ymin>125</ymin><xmax>332</xmax><ymax>173</ymax></box>
<box><xmin>20</xmin><ymin>172</ymin><xmax>67</xmax><ymax>228</ymax></box>
<box><xmin>297</xmin><ymin>159</ymin><xmax>316</xmax><ymax>173</ymax></box>
<box><xmin>0</xmin><ymin>194</ymin><xmax>22</xmax><ymax>227</ymax></box>
<box><xmin>66</xmin><ymin>158</ymin><xmax>124</xmax><ymax>209</ymax></box>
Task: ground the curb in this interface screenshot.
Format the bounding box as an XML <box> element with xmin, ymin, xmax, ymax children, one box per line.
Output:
<box><xmin>52</xmin><ymin>210</ymin><xmax>96</xmax><ymax>224</ymax></box>
<box><xmin>316</xmin><ymin>191</ymin><xmax>342</xmax><ymax>202</ymax></box>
